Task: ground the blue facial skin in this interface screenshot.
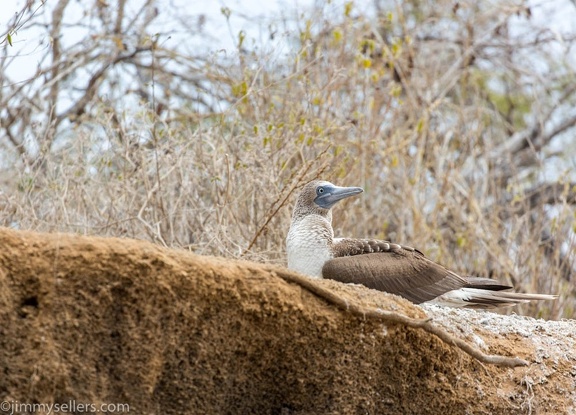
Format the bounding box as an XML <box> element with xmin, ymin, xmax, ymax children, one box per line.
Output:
<box><xmin>314</xmin><ymin>184</ymin><xmax>363</xmax><ymax>209</ymax></box>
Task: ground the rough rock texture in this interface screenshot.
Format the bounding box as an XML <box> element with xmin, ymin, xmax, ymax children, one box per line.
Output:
<box><xmin>0</xmin><ymin>228</ymin><xmax>575</xmax><ymax>414</ymax></box>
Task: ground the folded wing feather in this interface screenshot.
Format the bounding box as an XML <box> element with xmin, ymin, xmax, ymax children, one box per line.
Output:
<box><xmin>324</xmin><ymin>238</ymin><xmax>517</xmax><ymax>305</ymax></box>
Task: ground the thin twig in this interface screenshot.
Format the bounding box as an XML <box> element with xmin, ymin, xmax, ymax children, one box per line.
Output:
<box><xmin>241</xmin><ymin>146</ymin><xmax>332</xmax><ymax>257</ymax></box>
<box><xmin>240</xmin><ymin>179</ymin><xmax>303</xmax><ymax>256</ymax></box>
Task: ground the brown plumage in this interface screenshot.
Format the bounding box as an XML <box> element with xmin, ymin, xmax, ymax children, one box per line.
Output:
<box><xmin>286</xmin><ymin>180</ymin><xmax>557</xmax><ymax>308</ymax></box>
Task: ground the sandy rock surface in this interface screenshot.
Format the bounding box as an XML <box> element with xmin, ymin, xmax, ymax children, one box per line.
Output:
<box><xmin>0</xmin><ymin>228</ymin><xmax>575</xmax><ymax>414</ymax></box>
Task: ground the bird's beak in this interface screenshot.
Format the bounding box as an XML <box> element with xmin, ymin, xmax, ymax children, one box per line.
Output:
<box><xmin>315</xmin><ymin>185</ymin><xmax>363</xmax><ymax>209</ymax></box>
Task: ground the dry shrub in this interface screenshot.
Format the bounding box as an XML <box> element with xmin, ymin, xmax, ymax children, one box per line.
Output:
<box><xmin>1</xmin><ymin>0</ymin><xmax>575</xmax><ymax>318</ymax></box>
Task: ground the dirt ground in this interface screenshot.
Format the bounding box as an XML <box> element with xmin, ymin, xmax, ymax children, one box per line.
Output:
<box><xmin>0</xmin><ymin>228</ymin><xmax>575</xmax><ymax>414</ymax></box>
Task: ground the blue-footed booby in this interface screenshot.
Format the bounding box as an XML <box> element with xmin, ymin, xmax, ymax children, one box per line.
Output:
<box><xmin>286</xmin><ymin>180</ymin><xmax>557</xmax><ymax>308</ymax></box>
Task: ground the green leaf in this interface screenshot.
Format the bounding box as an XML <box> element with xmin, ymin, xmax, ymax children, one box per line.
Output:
<box><xmin>7</xmin><ymin>32</ymin><xmax>12</xmax><ymax>47</ymax></box>
<box><xmin>416</xmin><ymin>118</ymin><xmax>425</xmax><ymax>133</ymax></box>
<box><xmin>333</xmin><ymin>28</ymin><xmax>343</xmax><ymax>43</ymax></box>
<box><xmin>238</xmin><ymin>30</ymin><xmax>246</xmax><ymax>49</ymax></box>
<box><xmin>344</xmin><ymin>2</ymin><xmax>353</xmax><ymax>17</ymax></box>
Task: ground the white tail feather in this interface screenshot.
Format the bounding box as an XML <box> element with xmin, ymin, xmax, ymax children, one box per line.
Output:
<box><xmin>428</xmin><ymin>288</ymin><xmax>558</xmax><ymax>309</ymax></box>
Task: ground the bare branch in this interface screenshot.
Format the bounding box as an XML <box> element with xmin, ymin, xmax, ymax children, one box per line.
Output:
<box><xmin>55</xmin><ymin>46</ymin><xmax>153</xmax><ymax>126</ymax></box>
<box><xmin>525</xmin><ymin>182</ymin><xmax>576</xmax><ymax>208</ymax></box>
<box><xmin>490</xmin><ymin>86</ymin><xmax>576</xmax><ymax>163</ymax></box>
<box><xmin>0</xmin><ymin>1</ymin><xmax>46</xmax><ymax>46</ymax></box>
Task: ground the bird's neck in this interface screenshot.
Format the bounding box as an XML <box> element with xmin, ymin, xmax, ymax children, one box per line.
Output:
<box><xmin>286</xmin><ymin>214</ymin><xmax>334</xmax><ymax>277</ymax></box>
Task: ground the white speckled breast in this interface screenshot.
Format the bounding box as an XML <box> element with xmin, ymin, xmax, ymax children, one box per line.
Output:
<box><xmin>286</xmin><ymin>215</ymin><xmax>334</xmax><ymax>277</ymax></box>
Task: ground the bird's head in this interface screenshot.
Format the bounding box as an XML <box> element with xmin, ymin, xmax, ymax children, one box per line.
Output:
<box><xmin>293</xmin><ymin>180</ymin><xmax>364</xmax><ymax>218</ymax></box>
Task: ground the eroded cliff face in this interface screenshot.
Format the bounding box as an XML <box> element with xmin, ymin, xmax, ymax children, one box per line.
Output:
<box><xmin>0</xmin><ymin>228</ymin><xmax>574</xmax><ymax>414</ymax></box>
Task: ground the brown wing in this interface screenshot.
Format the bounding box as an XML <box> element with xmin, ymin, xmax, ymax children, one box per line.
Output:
<box><xmin>323</xmin><ymin>238</ymin><xmax>470</xmax><ymax>303</ymax></box>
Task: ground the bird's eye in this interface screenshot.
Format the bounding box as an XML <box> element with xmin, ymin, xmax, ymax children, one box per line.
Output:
<box><xmin>317</xmin><ymin>187</ymin><xmax>324</xmax><ymax>195</ymax></box>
